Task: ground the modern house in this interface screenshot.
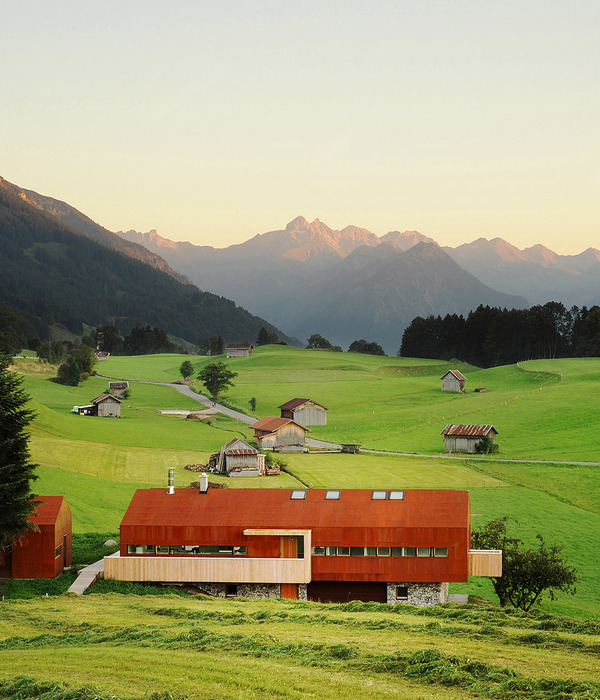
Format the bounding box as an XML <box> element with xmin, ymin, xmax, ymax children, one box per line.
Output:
<box><xmin>441</xmin><ymin>424</ymin><xmax>498</xmax><ymax>453</ymax></box>
<box><xmin>278</xmin><ymin>398</ymin><xmax>328</xmax><ymax>426</ymax></box>
<box><xmin>441</xmin><ymin>370</ymin><xmax>467</xmax><ymax>392</ymax></box>
<box><xmin>90</xmin><ymin>394</ymin><xmax>122</xmax><ymax>417</ymax></box>
<box><xmin>251</xmin><ymin>417</ymin><xmax>309</xmax><ymax>451</ymax></box>
<box><xmin>209</xmin><ymin>437</ymin><xmax>266</xmax><ymax>477</ymax></box>
<box><xmin>104</xmin><ymin>485</ymin><xmax>502</xmax><ymax>605</ymax></box>
<box><xmin>108</xmin><ymin>381</ymin><xmax>129</xmax><ymax>398</ymax></box>
<box><xmin>226</xmin><ymin>343</ymin><xmax>253</xmax><ymax>358</ymax></box>
<box><xmin>1</xmin><ymin>496</ymin><xmax>72</xmax><ymax>579</ymax></box>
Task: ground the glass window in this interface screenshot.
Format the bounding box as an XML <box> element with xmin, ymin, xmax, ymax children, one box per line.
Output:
<box><xmin>326</xmin><ymin>546</ymin><xmax>337</xmax><ymax>556</ymax></box>
<box><xmin>325</xmin><ymin>490</ymin><xmax>341</xmax><ymax>500</ymax></box>
<box><xmin>234</xmin><ymin>546</ymin><xmax>247</xmax><ymax>556</ymax></box>
<box><xmin>417</xmin><ymin>547</ymin><xmax>431</xmax><ymax>557</ymax></box>
<box><xmin>337</xmin><ymin>546</ymin><xmax>350</xmax><ymax>556</ymax></box>
<box><xmin>169</xmin><ymin>545</ymin><xmax>186</xmax><ymax>554</ymax></box>
<box><xmin>371</xmin><ymin>490</ymin><xmax>387</xmax><ymax>500</ymax></box>
<box><xmin>377</xmin><ymin>547</ymin><xmax>390</xmax><ymax>556</ymax></box>
<box><xmin>290</xmin><ymin>490</ymin><xmax>307</xmax><ymax>500</ymax></box>
<box><xmin>434</xmin><ymin>548</ymin><xmax>448</xmax><ymax>557</ymax></box>
<box><xmin>396</xmin><ymin>586</ymin><xmax>409</xmax><ymax>601</ymax></box>
<box><xmin>54</xmin><ymin>545</ymin><xmax>62</xmax><ymax>558</ymax></box>
<box><xmin>403</xmin><ymin>547</ymin><xmax>417</xmax><ymax>557</ymax></box>
<box><xmin>391</xmin><ymin>547</ymin><xmax>403</xmax><ymax>557</ymax></box>
<box><xmin>126</xmin><ymin>544</ymin><xmax>138</xmax><ymax>554</ymax></box>
<box><xmin>350</xmin><ymin>547</ymin><xmax>364</xmax><ymax>556</ymax></box>
<box><xmin>142</xmin><ymin>545</ymin><xmax>155</xmax><ymax>554</ymax></box>
<box><xmin>156</xmin><ymin>545</ymin><xmax>169</xmax><ymax>554</ymax></box>
<box><xmin>365</xmin><ymin>547</ymin><xmax>377</xmax><ymax>557</ymax></box>
<box><xmin>313</xmin><ymin>546</ymin><xmax>325</xmax><ymax>556</ymax></box>
<box><xmin>388</xmin><ymin>490</ymin><xmax>405</xmax><ymax>500</ymax></box>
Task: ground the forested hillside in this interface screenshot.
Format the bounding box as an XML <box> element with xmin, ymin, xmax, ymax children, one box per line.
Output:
<box><xmin>0</xmin><ymin>178</ymin><xmax>289</xmax><ymax>346</ymax></box>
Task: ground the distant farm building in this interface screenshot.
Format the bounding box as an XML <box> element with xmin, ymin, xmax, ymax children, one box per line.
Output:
<box><xmin>91</xmin><ymin>394</ymin><xmax>122</xmax><ymax>417</ymax></box>
<box><xmin>95</xmin><ymin>352</ymin><xmax>109</xmax><ymax>361</ymax></box>
<box><xmin>441</xmin><ymin>370</ymin><xmax>467</xmax><ymax>393</ymax></box>
<box><xmin>1</xmin><ymin>496</ymin><xmax>72</xmax><ymax>579</ymax></box>
<box><xmin>226</xmin><ymin>343</ymin><xmax>253</xmax><ymax>358</ymax></box>
<box><xmin>108</xmin><ymin>381</ymin><xmax>129</xmax><ymax>398</ymax></box>
<box><xmin>441</xmin><ymin>425</ymin><xmax>498</xmax><ymax>454</ymax></box>
<box><xmin>209</xmin><ymin>437</ymin><xmax>266</xmax><ymax>477</ymax></box>
<box><xmin>279</xmin><ymin>398</ymin><xmax>328</xmax><ymax>426</ymax></box>
<box><xmin>251</xmin><ymin>417</ymin><xmax>309</xmax><ymax>451</ymax></box>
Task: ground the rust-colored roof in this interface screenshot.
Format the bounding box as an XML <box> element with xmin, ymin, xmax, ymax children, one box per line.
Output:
<box><xmin>278</xmin><ymin>398</ymin><xmax>328</xmax><ymax>411</ymax></box>
<box><xmin>120</xmin><ymin>488</ymin><xmax>469</xmax><ymax>530</ymax></box>
<box><xmin>108</xmin><ymin>381</ymin><xmax>129</xmax><ymax>389</ymax></box>
<box><xmin>441</xmin><ymin>424</ymin><xmax>497</xmax><ymax>437</ymax></box>
<box><xmin>225</xmin><ymin>449</ymin><xmax>258</xmax><ymax>456</ymax></box>
<box><xmin>441</xmin><ymin>370</ymin><xmax>467</xmax><ymax>381</ymax></box>
<box><xmin>91</xmin><ymin>394</ymin><xmax>122</xmax><ymax>404</ymax></box>
<box><xmin>251</xmin><ymin>416</ymin><xmax>309</xmax><ymax>433</ymax></box>
<box><xmin>28</xmin><ymin>496</ymin><xmax>67</xmax><ymax>525</ymax></box>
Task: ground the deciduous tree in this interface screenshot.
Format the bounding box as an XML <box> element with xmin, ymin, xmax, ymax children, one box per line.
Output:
<box><xmin>179</xmin><ymin>360</ymin><xmax>194</xmax><ymax>380</ymax></box>
<box><xmin>197</xmin><ymin>362</ymin><xmax>237</xmax><ymax>399</ymax></box>
<box><xmin>0</xmin><ymin>353</ymin><xmax>38</xmax><ymax>550</ymax></box>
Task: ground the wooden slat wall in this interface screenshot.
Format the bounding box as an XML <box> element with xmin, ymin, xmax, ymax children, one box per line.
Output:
<box><xmin>468</xmin><ymin>549</ymin><xmax>502</xmax><ymax>577</ymax></box>
<box><xmin>104</xmin><ymin>555</ymin><xmax>311</xmax><ymax>584</ymax></box>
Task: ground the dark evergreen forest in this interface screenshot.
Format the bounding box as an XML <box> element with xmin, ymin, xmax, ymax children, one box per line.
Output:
<box><xmin>0</xmin><ymin>179</ymin><xmax>288</xmax><ymax>347</ymax></box>
<box><xmin>400</xmin><ymin>302</ymin><xmax>600</xmax><ymax>367</ymax></box>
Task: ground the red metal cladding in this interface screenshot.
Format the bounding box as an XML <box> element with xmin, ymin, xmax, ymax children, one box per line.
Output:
<box><xmin>119</xmin><ymin>489</ymin><xmax>471</xmax><ymax>582</ymax></box>
<box><xmin>11</xmin><ymin>497</ymin><xmax>72</xmax><ymax>579</ymax></box>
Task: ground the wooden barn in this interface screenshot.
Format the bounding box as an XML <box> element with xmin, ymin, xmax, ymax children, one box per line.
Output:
<box><xmin>209</xmin><ymin>437</ymin><xmax>266</xmax><ymax>477</ymax></box>
<box><xmin>440</xmin><ymin>370</ymin><xmax>467</xmax><ymax>392</ymax></box>
<box><xmin>251</xmin><ymin>417</ymin><xmax>308</xmax><ymax>451</ymax></box>
<box><xmin>2</xmin><ymin>496</ymin><xmax>73</xmax><ymax>579</ymax></box>
<box><xmin>278</xmin><ymin>398</ymin><xmax>328</xmax><ymax>426</ymax></box>
<box><xmin>91</xmin><ymin>394</ymin><xmax>122</xmax><ymax>417</ymax></box>
<box><xmin>108</xmin><ymin>381</ymin><xmax>129</xmax><ymax>398</ymax></box>
<box><xmin>104</xmin><ymin>487</ymin><xmax>502</xmax><ymax>606</ymax></box>
<box><xmin>441</xmin><ymin>424</ymin><xmax>498</xmax><ymax>453</ymax></box>
<box><xmin>226</xmin><ymin>343</ymin><xmax>253</xmax><ymax>358</ymax></box>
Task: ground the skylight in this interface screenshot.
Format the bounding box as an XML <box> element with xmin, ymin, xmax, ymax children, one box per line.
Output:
<box><xmin>389</xmin><ymin>490</ymin><xmax>405</xmax><ymax>500</ymax></box>
<box><xmin>325</xmin><ymin>490</ymin><xmax>341</xmax><ymax>500</ymax></box>
<box><xmin>371</xmin><ymin>490</ymin><xmax>387</xmax><ymax>500</ymax></box>
<box><xmin>290</xmin><ymin>490</ymin><xmax>307</xmax><ymax>500</ymax></box>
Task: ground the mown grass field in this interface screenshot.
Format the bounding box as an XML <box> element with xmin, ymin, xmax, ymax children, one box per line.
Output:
<box><xmin>10</xmin><ymin>350</ymin><xmax>600</xmax><ymax>620</ymax></box>
<box><xmin>1</xmin><ymin>594</ymin><xmax>600</xmax><ymax>699</ymax></box>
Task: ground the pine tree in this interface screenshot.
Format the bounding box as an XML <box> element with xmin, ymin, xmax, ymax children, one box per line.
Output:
<box><xmin>0</xmin><ymin>354</ymin><xmax>38</xmax><ymax>550</ymax></box>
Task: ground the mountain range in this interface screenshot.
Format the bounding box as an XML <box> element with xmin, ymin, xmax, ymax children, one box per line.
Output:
<box><xmin>0</xmin><ymin>177</ymin><xmax>289</xmax><ymax>348</ymax></box>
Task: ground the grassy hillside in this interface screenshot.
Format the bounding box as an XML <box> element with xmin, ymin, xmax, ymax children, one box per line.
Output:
<box><xmin>0</xmin><ymin>594</ymin><xmax>599</xmax><ymax>699</ymax></box>
<box><xmin>12</xmin><ymin>350</ymin><xmax>600</xmax><ymax>618</ymax></box>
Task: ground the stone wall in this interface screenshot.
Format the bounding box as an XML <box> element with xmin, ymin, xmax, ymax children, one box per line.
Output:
<box><xmin>197</xmin><ymin>582</ymin><xmax>281</xmax><ymax>599</ymax></box>
<box><xmin>386</xmin><ymin>582</ymin><xmax>449</xmax><ymax>606</ymax></box>
<box><xmin>297</xmin><ymin>584</ymin><xmax>308</xmax><ymax>601</ymax></box>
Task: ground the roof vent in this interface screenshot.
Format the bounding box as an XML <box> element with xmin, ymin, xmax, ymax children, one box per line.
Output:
<box><xmin>199</xmin><ymin>473</ymin><xmax>209</xmax><ymax>494</ymax></box>
<box><xmin>167</xmin><ymin>468</ymin><xmax>175</xmax><ymax>495</ymax></box>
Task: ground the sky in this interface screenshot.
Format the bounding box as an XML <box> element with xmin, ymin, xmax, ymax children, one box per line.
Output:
<box><xmin>2</xmin><ymin>1</ymin><xmax>599</xmax><ymax>253</ymax></box>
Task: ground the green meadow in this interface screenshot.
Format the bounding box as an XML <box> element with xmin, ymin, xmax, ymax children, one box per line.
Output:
<box><xmin>10</xmin><ymin>349</ymin><xmax>600</xmax><ymax>619</ymax></box>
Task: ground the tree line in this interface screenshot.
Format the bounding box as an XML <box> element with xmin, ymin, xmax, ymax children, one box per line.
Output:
<box><xmin>400</xmin><ymin>302</ymin><xmax>600</xmax><ymax>367</ymax></box>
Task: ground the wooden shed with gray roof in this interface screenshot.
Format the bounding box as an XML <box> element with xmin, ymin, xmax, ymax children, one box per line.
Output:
<box><xmin>279</xmin><ymin>398</ymin><xmax>328</xmax><ymax>426</ymax></box>
<box><xmin>440</xmin><ymin>370</ymin><xmax>467</xmax><ymax>393</ymax></box>
<box><xmin>441</xmin><ymin>424</ymin><xmax>498</xmax><ymax>454</ymax></box>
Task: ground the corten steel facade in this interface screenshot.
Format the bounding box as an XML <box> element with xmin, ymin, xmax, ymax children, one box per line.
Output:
<box><xmin>106</xmin><ymin>488</ymin><xmax>500</xmax><ymax>605</ymax></box>
<box><xmin>10</xmin><ymin>496</ymin><xmax>72</xmax><ymax>579</ymax></box>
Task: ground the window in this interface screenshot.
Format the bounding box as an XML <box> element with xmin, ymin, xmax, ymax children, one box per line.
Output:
<box><xmin>313</xmin><ymin>546</ymin><xmax>325</xmax><ymax>556</ymax></box>
<box><xmin>403</xmin><ymin>547</ymin><xmax>417</xmax><ymax>557</ymax></box>
<box><xmin>157</xmin><ymin>545</ymin><xmax>169</xmax><ymax>554</ymax></box>
<box><xmin>434</xmin><ymin>548</ymin><xmax>448</xmax><ymax>557</ymax></box>
<box><xmin>234</xmin><ymin>546</ymin><xmax>247</xmax><ymax>556</ymax></box>
<box><xmin>169</xmin><ymin>545</ymin><xmax>186</xmax><ymax>554</ymax></box>
<box><xmin>54</xmin><ymin>545</ymin><xmax>62</xmax><ymax>558</ymax></box>
<box><xmin>391</xmin><ymin>547</ymin><xmax>403</xmax><ymax>557</ymax></box>
<box><xmin>417</xmin><ymin>547</ymin><xmax>431</xmax><ymax>557</ymax></box>
<box><xmin>337</xmin><ymin>546</ymin><xmax>350</xmax><ymax>556</ymax></box>
<box><xmin>365</xmin><ymin>547</ymin><xmax>377</xmax><ymax>557</ymax></box>
<box><xmin>290</xmin><ymin>489</ymin><xmax>307</xmax><ymax>500</ymax></box>
<box><xmin>371</xmin><ymin>490</ymin><xmax>387</xmax><ymax>500</ymax></box>
<box><xmin>325</xmin><ymin>546</ymin><xmax>338</xmax><ymax>556</ymax></box>
<box><xmin>388</xmin><ymin>490</ymin><xmax>405</xmax><ymax>500</ymax></box>
<box><xmin>377</xmin><ymin>547</ymin><xmax>390</xmax><ymax>556</ymax></box>
<box><xmin>396</xmin><ymin>586</ymin><xmax>409</xmax><ymax>601</ymax></box>
<box><xmin>350</xmin><ymin>547</ymin><xmax>364</xmax><ymax>556</ymax></box>
<box><xmin>325</xmin><ymin>490</ymin><xmax>341</xmax><ymax>500</ymax></box>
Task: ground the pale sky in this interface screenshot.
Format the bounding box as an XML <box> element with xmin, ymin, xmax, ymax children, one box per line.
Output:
<box><xmin>2</xmin><ymin>1</ymin><xmax>599</xmax><ymax>253</ymax></box>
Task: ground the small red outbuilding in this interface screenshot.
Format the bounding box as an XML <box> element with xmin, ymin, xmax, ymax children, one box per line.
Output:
<box><xmin>7</xmin><ymin>496</ymin><xmax>73</xmax><ymax>579</ymax></box>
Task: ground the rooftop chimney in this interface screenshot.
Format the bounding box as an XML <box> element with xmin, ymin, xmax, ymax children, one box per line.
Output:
<box><xmin>167</xmin><ymin>468</ymin><xmax>175</xmax><ymax>495</ymax></box>
<box><xmin>199</xmin><ymin>472</ymin><xmax>208</xmax><ymax>494</ymax></box>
